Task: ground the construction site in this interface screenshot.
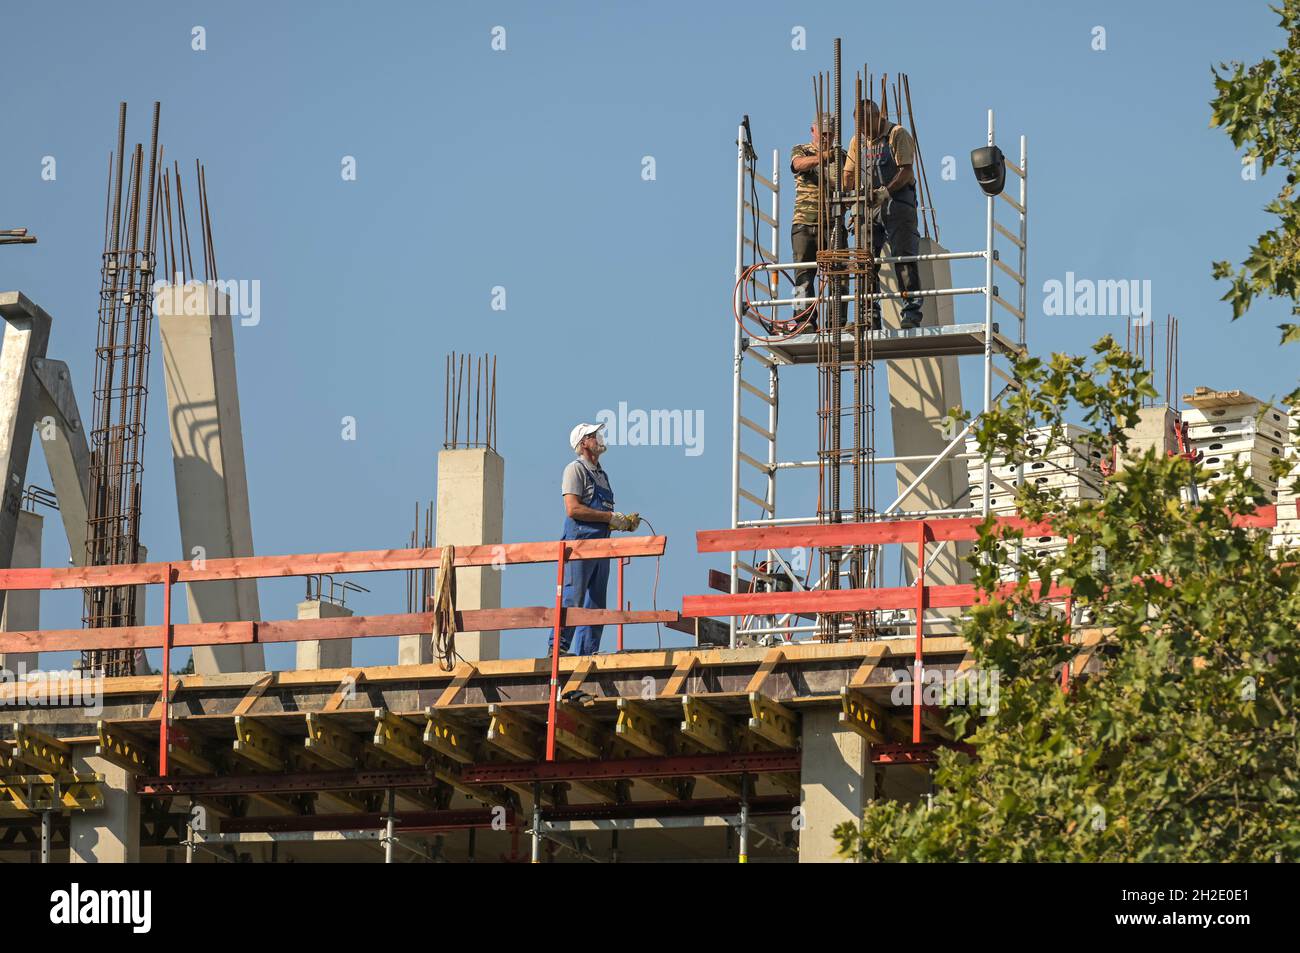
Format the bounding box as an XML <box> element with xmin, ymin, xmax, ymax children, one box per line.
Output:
<box><xmin>1</xmin><ymin>26</ymin><xmax>1296</xmax><ymax>870</ymax></box>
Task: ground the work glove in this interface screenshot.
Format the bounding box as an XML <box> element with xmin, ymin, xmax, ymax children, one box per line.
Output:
<box><xmin>867</xmin><ymin>186</ymin><xmax>890</xmax><ymax>209</ymax></box>
<box><xmin>609</xmin><ymin>511</ymin><xmax>640</xmax><ymax>532</ymax></box>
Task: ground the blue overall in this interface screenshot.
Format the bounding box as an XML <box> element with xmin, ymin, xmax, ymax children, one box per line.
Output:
<box><xmin>866</xmin><ymin>125</ymin><xmax>922</xmax><ymax>324</ymax></box>
<box><xmin>549</xmin><ymin>466</ymin><xmax>615</xmax><ymax>656</ymax></box>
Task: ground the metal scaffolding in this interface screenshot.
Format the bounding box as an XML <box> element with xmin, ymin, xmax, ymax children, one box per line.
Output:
<box><xmin>728</xmin><ymin>64</ymin><xmax>1028</xmax><ymax>648</ymax></box>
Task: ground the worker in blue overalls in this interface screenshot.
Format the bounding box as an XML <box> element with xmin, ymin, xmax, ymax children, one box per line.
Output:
<box><xmin>550</xmin><ymin>422</ymin><xmax>640</xmax><ymax>660</ymax></box>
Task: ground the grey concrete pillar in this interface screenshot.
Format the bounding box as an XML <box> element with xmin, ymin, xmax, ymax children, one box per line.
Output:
<box><xmin>881</xmin><ymin>242</ymin><xmax>969</xmax><ymax>586</ymax></box>
<box><xmin>296</xmin><ymin>598</ymin><xmax>353</xmax><ymax>670</ymax></box>
<box><xmin>400</xmin><ymin>448</ymin><xmax>504</xmax><ymax>665</ymax></box>
<box><xmin>0</xmin><ymin>509</ymin><xmax>42</xmax><ymax>674</ymax></box>
<box><xmin>70</xmin><ymin>751</ymin><xmax>139</xmax><ymax>863</ymax></box>
<box><xmin>157</xmin><ymin>284</ymin><xmax>263</xmax><ymax>674</ymax></box>
<box><xmin>798</xmin><ymin>708</ymin><xmax>873</xmax><ymax>862</ymax></box>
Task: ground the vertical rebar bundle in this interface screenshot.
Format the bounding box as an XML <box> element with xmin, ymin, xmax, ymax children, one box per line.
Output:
<box><xmin>444</xmin><ymin>352</ymin><xmax>497</xmax><ymax>451</ymax></box>
<box><xmin>811</xmin><ymin>50</ymin><xmax>942</xmax><ymax>640</ymax></box>
<box><xmin>82</xmin><ymin>102</ymin><xmax>162</xmax><ymax>676</ymax></box>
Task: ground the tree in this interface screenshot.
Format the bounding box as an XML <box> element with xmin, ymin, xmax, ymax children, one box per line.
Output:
<box><xmin>1211</xmin><ymin>0</ymin><xmax>1300</xmax><ymax>394</ymax></box>
<box><xmin>834</xmin><ymin>341</ymin><xmax>1300</xmax><ymax>861</ymax></box>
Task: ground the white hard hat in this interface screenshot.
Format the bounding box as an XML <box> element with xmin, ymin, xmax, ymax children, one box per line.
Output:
<box><xmin>569</xmin><ymin>421</ymin><xmax>605</xmax><ymax>451</ymax></box>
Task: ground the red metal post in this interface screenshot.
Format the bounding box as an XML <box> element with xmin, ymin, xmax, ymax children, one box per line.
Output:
<box><xmin>159</xmin><ymin>563</ymin><xmax>176</xmax><ymax>777</ymax></box>
<box><xmin>1061</xmin><ymin>533</ymin><xmax>1074</xmax><ymax>694</ymax></box>
<box><xmin>545</xmin><ymin>541</ymin><xmax>567</xmax><ymax>761</ymax></box>
<box><xmin>1061</xmin><ymin>596</ymin><xmax>1074</xmax><ymax>694</ymax></box>
<box><xmin>617</xmin><ymin>557</ymin><xmax>626</xmax><ymax>651</ymax></box>
<box><xmin>913</xmin><ymin>522</ymin><xmax>926</xmax><ymax>744</ymax></box>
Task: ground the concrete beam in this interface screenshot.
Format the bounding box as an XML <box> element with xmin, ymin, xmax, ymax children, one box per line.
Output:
<box><xmin>32</xmin><ymin>357</ymin><xmax>92</xmax><ymax>563</ymax></box>
<box><xmin>157</xmin><ymin>284</ymin><xmax>263</xmax><ymax>674</ymax></box>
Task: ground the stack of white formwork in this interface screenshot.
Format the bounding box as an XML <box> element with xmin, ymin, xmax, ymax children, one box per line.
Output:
<box><xmin>1180</xmin><ymin>387</ymin><xmax>1290</xmax><ymax>506</ymax></box>
<box><xmin>966</xmin><ymin>424</ymin><xmax>1105</xmax><ymax>577</ymax></box>
<box><xmin>1272</xmin><ymin>406</ymin><xmax>1300</xmax><ymax>552</ymax></box>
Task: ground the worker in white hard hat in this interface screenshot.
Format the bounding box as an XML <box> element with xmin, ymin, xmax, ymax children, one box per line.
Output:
<box><xmin>549</xmin><ymin>422</ymin><xmax>640</xmax><ymax>657</ymax></box>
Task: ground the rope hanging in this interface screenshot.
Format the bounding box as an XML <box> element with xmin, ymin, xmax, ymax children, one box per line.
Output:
<box><xmin>432</xmin><ymin>544</ymin><xmax>458</xmax><ymax>671</ymax></box>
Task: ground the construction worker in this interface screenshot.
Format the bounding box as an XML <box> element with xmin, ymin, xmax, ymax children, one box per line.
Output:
<box><xmin>843</xmin><ymin>99</ymin><xmax>923</xmax><ymax>330</ymax></box>
<box><xmin>789</xmin><ymin>116</ymin><xmax>846</xmax><ymax>330</ymax></box>
<box><xmin>550</xmin><ymin>422</ymin><xmax>640</xmax><ymax>659</ymax></box>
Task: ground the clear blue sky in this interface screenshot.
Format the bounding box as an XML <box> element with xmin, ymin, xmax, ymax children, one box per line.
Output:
<box><xmin>1</xmin><ymin>0</ymin><xmax>1292</xmax><ymax>669</ymax></box>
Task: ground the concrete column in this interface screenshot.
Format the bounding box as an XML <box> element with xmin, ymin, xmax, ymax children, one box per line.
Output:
<box><xmin>0</xmin><ymin>293</ymin><xmax>51</xmax><ymax>622</ymax></box>
<box><xmin>0</xmin><ymin>509</ymin><xmax>41</xmax><ymax>674</ymax></box>
<box><xmin>1122</xmin><ymin>405</ymin><xmax>1177</xmax><ymax>464</ymax></box>
<box><xmin>400</xmin><ymin>448</ymin><xmax>504</xmax><ymax>665</ymax></box>
<box><xmin>881</xmin><ymin>242</ymin><xmax>969</xmax><ymax>586</ymax></box>
<box><xmin>69</xmin><ymin>751</ymin><xmax>139</xmax><ymax>863</ymax></box>
<box><xmin>157</xmin><ymin>284</ymin><xmax>263</xmax><ymax>674</ymax></box>
<box><xmin>296</xmin><ymin>598</ymin><xmax>353</xmax><ymax>670</ymax></box>
<box><xmin>798</xmin><ymin>709</ymin><xmax>873</xmax><ymax>862</ymax></box>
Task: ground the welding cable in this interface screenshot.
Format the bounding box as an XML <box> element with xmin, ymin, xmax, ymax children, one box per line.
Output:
<box><xmin>733</xmin><ymin>263</ymin><xmax>820</xmax><ymax>343</ymax></box>
<box><xmin>431</xmin><ymin>544</ymin><xmax>461</xmax><ymax>671</ymax></box>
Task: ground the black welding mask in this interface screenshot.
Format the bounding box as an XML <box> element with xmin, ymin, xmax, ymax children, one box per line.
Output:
<box><xmin>970</xmin><ymin>145</ymin><xmax>1006</xmax><ymax>196</ymax></box>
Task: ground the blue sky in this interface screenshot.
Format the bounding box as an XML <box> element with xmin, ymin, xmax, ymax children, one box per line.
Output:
<box><xmin>1</xmin><ymin>0</ymin><xmax>1293</xmax><ymax>668</ymax></box>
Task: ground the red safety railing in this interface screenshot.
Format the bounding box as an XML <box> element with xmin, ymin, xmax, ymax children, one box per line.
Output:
<box><xmin>684</xmin><ymin>507</ymin><xmax>1282</xmax><ymax>743</ymax></box>
<box><xmin>0</xmin><ymin>536</ymin><xmax>671</xmax><ymax>775</ymax></box>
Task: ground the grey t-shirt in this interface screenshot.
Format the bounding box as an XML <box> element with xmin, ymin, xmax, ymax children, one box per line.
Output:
<box><xmin>561</xmin><ymin>457</ymin><xmax>613</xmax><ymax>508</ymax></box>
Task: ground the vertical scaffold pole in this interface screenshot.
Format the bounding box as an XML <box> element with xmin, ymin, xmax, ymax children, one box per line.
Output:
<box><xmin>981</xmin><ymin>110</ymin><xmax>996</xmax><ymax>519</ymax></box>
<box><xmin>913</xmin><ymin>521</ymin><xmax>927</xmax><ymax>744</ymax></box>
<box><xmin>738</xmin><ymin>772</ymin><xmax>750</xmax><ymax>863</ymax></box>
<box><xmin>730</xmin><ymin>124</ymin><xmax>746</xmax><ymax>649</ymax></box>
<box><xmin>531</xmin><ymin>782</ymin><xmax>543</xmax><ymax>864</ymax></box>
<box><xmin>1018</xmin><ymin>134</ymin><xmax>1028</xmax><ymax>349</ymax></box>
<box><xmin>767</xmin><ymin>148</ymin><xmax>780</xmax><ymax>588</ymax></box>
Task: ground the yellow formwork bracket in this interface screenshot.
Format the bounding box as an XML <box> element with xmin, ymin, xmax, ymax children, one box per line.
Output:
<box><xmin>96</xmin><ymin>721</ymin><xmax>153</xmax><ymax>774</ymax></box>
<box><xmin>231</xmin><ymin>715</ymin><xmax>286</xmax><ymax>772</ymax></box>
<box><xmin>423</xmin><ymin>708</ymin><xmax>476</xmax><ymax>764</ymax></box>
<box><xmin>839</xmin><ymin>687</ymin><xmax>889</xmax><ymax>744</ymax></box>
<box><xmin>12</xmin><ymin>724</ymin><xmax>72</xmax><ymax>774</ymax></box>
<box><xmin>554</xmin><ymin>702</ymin><xmax>607</xmax><ymax>760</ymax></box>
<box><xmin>680</xmin><ymin>696</ymin><xmax>733</xmax><ymax>753</ymax></box>
<box><xmin>615</xmin><ymin>699</ymin><xmax>672</xmax><ymax>756</ymax></box>
<box><xmin>371</xmin><ymin>708</ymin><xmax>426</xmax><ymax>767</ymax></box>
<box><xmin>2</xmin><ymin>773</ymin><xmax>104</xmax><ymax>813</ymax></box>
<box><xmin>303</xmin><ymin>712</ymin><xmax>364</xmax><ymax>769</ymax></box>
<box><xmin>486</xmin><ymin>705</ymin><xmax>541</xmax><ymax>761</ymax></box>
<box><xmin>747</xmin><ymin>693</ymin><xmax>798</xmax><ymax>750</ymax></box>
